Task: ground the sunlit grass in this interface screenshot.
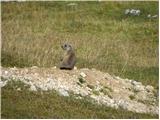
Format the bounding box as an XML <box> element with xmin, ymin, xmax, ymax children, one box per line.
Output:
<box><xmin>1</xmin><ymin>2</ymin><xmax>158</xmax><ymax>86</ymax></box>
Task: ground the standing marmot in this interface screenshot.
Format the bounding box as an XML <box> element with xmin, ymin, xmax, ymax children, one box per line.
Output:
<box><xmin>60</xmin><ymin>43</ymin><xmax>76</xmax><ymax>70</ymax></box>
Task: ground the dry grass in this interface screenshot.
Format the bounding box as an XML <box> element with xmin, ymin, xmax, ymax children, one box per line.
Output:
<box><xmin>1</xmin><ymin>80</ymin><xmax>158</xmax><ymax>119</ymax></box>
<box><xmin>1</xmin><ymin>1</ymin><xmax>158</xmax><ymax>87</ymax></box>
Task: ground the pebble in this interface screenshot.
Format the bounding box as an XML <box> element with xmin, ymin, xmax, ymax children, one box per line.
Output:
<box><xmin>80</xmin><ymin>72</ymin><xmax>87</xmax><ymax>78</ymax></box>
<box><xmin>58</xmin><ymin>88</ymin><xmax>69</xmax><ymax>97</ymax></box>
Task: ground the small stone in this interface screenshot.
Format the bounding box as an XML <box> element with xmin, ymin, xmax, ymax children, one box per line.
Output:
<box><xmin>17</xmin><ymin>88</ymin><xmax>21</xmax><ymax>91</ymax></box>
<box><xmin>125</xmin><ymin>9</ymin><xmax>130</xmax><ymax>15</ymax></box>
<box><xmin>4</xmin><ymin>71</ymin><xmax>8</xmax><ymax>74</ymax></box>
<box><xmin>74</xmin><ymin>66</ymin><xmax>77</xmax><ymax>70</ymax></box>
<box><xmin>152</xmin><ymin>15</ymin><xmax>158</xmax><ymax>18</ymax></box>
<box><xmin>133</xmin><ymin>85</ymin><xmax>145</xmax><ymax>92</ymax></box>
<box><xmin>131</xmin><ymin>80</ymin><xmax>142</xmax><ymax>86</ymax></box>
<box><xmin>0</xmin><ymin>81</ymin><xmax>7</xmax><ymax>87</ymax></box>
<box><xmin>31</xmin><ymin>66</ymin><xmax>38</xmax><ymax>69</ymax></box>
<box><xmin>75</xmin><ymin>96</ymin><xmax>82</xmax><ymax>99</ymax></box>
<box><xmin>58</xmin><ymin>88</ymin><xmax>69</xmax><ymax>97</ymax></box>
<box><xmin>11</xmin><ymin>66</ymin><xmax>18</xmax><ymax>70</ymax></box>
<box><xmin>80</xmin><ymin>72</ymin><xmax>86</xmax><ymax>78</ymax></box>
<box><xmin>67</xmin><ymin>3</ymin><xmax>78</xmax><ymax>6</ymax></box>
<box><xmin>145</xmin><ymin>85</ymin><xmax>154</xmax><ymax>92</ymax></box>
<box><xmin>29</xmin><ymin>85</ymin><xmax>37</xmax><ymax>91</ymax></box>
<box><xmin>147</xmin><ymin>14</ymin><xmax>151</xmax><ymax>18</ymax></box>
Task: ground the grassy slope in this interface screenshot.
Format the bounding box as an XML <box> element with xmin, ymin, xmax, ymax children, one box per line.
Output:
<box><xmin>1</xmin><ymin>80</ymin><xmax>158</xmax><ymax>119</ymax></box>
<box><xmin>1</xmin><ymin>1</ymin><xmax>159</xmax><ymax>119</ymax></box>
<box><xmin>1</xmin><ymin>1</ymin><xmax>158</xmax><ymax>87</ymax></box>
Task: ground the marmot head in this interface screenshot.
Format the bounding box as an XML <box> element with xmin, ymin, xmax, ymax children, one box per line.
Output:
<box><xmin>61</xmin><ymin>43</ymin><xmax>73</xmax><ymax>51</ymax></box>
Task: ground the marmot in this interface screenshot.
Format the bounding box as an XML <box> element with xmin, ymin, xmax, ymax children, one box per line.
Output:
<box><xmin>60</xmin><ymin>43</ymin><xmax>76</xmax><ymax>70</ymax></box>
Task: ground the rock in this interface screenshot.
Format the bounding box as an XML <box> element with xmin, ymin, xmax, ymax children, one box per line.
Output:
<box><xmin>29</xmin><ymin>85</ymin><xmax>37</xmax><ymax>91</ymax></box>
<box><xmin>152</xmin><ymin>15</ymin><xmax>158</xmax><ymax>18</ymax></box>
<box><xmin>74</xmin><ymin>66</ymin><xmax>77</xmax><ymax>70</ymax></box>
<box><xmin>125</xmin><ymin>9</ymin><xmax>140</xmax><ymax>16</ymax></box>
<box><xmin>147</xmin><ymin>14</ymin><xmax>151</xmax><ymax>18</ymax></box>
<box><xmin>1</xmin><ymin>67</ymin><xmax>158</xmax><ymax>115</ymax></box>
<box><xmin>4</xmin><ymin>71</ymin><xmax>8</xmax><ymax>75</ymax></box>
<box><xmin>145</xmin><ymin>85</ymin><xmax>154</xmax><ymax>92</ymax></box>
<box><xmin>133</xmin><ymin>85</ymin><xmax>145</xmax><ymax>92</ymax></box>
<box><xmin>0</xmin><ymin>81</ymin><xmax>7</xmax><ymax>87</ymax></box>
<box><xmin>131</xmin><ymin>80</ymin><xmax>142</xmax><ymax>86</ymax></box>
<box><xmin>67</xmin><ymin>3</ymin><xmax>78</xmax><ymax>6</ymax></box>
<box><xmin>80</xmin><ymin>72</ymin><xmax>86</xmax><ymax>78</ymax></box>
<box><xmin>58</xmin><ymin>88</ymin><xmax>69</xmax><ymax>97</ymax></box>
<box><xmin>31</xmin><ymin>66</ymin><xmax>38</xmax><ymax>69</ymax></box>
<box><xmin>125</xmin><ymin>9</ymin><xmax>130</xmax><ymax>15</ymax></box>
<box><xmin>17</xmin><ymin>88</ymin><xmax>21</xmax><ymax>91</ymax></box>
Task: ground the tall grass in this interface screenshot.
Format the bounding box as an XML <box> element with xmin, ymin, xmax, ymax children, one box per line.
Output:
<box><xmin>1</xmin><ymin>1</ymin><xmax>158</xmax><ymax>87</ymax></box>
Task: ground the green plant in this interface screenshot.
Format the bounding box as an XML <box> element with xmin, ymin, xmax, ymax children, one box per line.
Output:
<box><xmin>129</xmin><ymin>95</ymin><xmax>135</xmax><ymax>100</ymax></box>
<box><xmin>78</xmin><ymin>77</ymin><xmax>86</xmax><ymax>84</ymax></box>
<box><xmin>92</xmin><ymin>90</ymin><xmax>100</xmax><ymax>96</ymax></box>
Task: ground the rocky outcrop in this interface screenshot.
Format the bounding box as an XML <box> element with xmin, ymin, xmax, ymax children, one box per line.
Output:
<box><xmin>1</xmin><ymin>66</ymin><xmax>158</xmax><ymax>115</ymax></box>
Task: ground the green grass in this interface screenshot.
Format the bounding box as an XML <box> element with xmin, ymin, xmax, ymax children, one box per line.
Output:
<box><xmin>1</xmin><ymin>80</ymin><xmax>158</xmax><ymax>119</ymax></box>
<box><xmin>1</xmin><ymin>1</ymin><xmax>159</xmax><ymax>119</ymax></box>
<box><xmin>1</xmin><ymin>1</ymin><xmax>158</xmax><ymax>87</ymax></box>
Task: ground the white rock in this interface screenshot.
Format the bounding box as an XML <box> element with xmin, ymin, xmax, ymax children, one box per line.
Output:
<box><xmin>58</xmin><ymin>88</ymin><xmax>69</xmax><ymax>97</ymax></box>
<box><xmin>80</xmin><ymin>72</ymin><xmax>86</xmax><ymax>78</ymax></box>
<box><xmin>152</xmin><ymin>15</ymin><xmax>158</xmax><ymax>18</ymax></box>
<box><xmin>131</xmin><ymin>80</ymin><xmax>142</xmax><ymax>86</ymax></box>
<box><xmin>4</xmin><ymin>71</ymin><xmax>8</xmax><ymax>75</ymax></box>
<box><xmin>0</xmin><ymin>81</ymin><xmax>7</xmax><ymax>87</ymax></box>
<box><xmin>67</xmin><ymin>3</ymin><xmax>77</xmax><ymax>6</ymax></box>
<box><xmin>17</xmin><ymin>88</ymin><xmax>21</xmax><ymax>91</ymax></box>
<box><xmin>29</xmin><ymin>85</ymin><xmax>37</xmax><ymax>91</ymax></box>
<box><xmin>31</xmin><ymin>66</ymin><xmax>38</xmax><ymax>69</ymax></box>
<box><xmin>145</xmin><ymin>85</ymin><xmax>154</xmax><ymax>92</ymax></box>
<box><xmin>125</xmin><ymin>9</ymin><xmax>130</xmax><ymax>15</ymax></box>
<box><xmin>74</xmin><ymin>66</ymin><xmax>77</xmax><ymax>70</ymax></box>
<box><xmin>147</xmin><ymin>14</ymin><xmax>151</xmax><ymax>18</ymax></box>
<box><xmin>133</xmin><ymin>85</ymin><xmax>145</xmax><ymax>92</ymax></box>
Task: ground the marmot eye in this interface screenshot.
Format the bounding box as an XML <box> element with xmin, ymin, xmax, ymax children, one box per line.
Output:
<box><xmin>64</xmin><ymin>44</ymin><xmax>67</xmax><ymax>47</ymax></box>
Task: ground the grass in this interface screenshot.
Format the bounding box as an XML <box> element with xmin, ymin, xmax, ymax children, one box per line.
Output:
<box><xmin>1</xmin><ymin>1</ymin><xmax>159</xmax><ymax>119</ymax></box>
<box><xmin>1</xmin><ymin>80</ymin><xmax>158</xmax><ymax>119</ymax></box>
<box><xmin>1</xmin><ymin>1</ymin><xmax>158</xmax><ymax>87</ymax></box>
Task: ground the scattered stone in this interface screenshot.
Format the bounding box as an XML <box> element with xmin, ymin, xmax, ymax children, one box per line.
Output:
<box><xmin>145</xmin><ymin>85</ymin><xmax>154</xmax><ymax>92</ymax></box>
<box><xmin>131</xmin><ymin>80</ymin><xmax>142</xmax><ymax>86</ymax></box>
<box><xmin>0</xmin><ymin>81</ymin><xmax>7</xmax><ymax>87</ymax></box>
<box><xmin>31</xmin><ymin>66</ymin><xmax>38</xmax><ymax>69</ymax></box>
<box><xmin>125</xmin><ymin>9</ymin><xmax>140</xmax><ymax>16</ymax></box>
<box><xmin>4</xmin><ymin>71</ymin><xmax>8</xmax><ymax>75</ymax></box>
<box><xmin>67</xmin><ymin>3</ymin><xmax>78</xmax><ymax>6</ymax></box>
<box><xmin>80</xmin><ymin>72</ymin><xmax>87</xmax><ymax>78</ymax></box>
<box><xmin>29</xmin><ymin>85</ymin><xmax>37</xmax><ymax>91</ymax></box>
<box><xmin>74</xmin><ymin>66</ymin><xmax>77</xmax><ymax>70</ymax></box>
<box><xmin>58</xmin><ymin>88</ymin><xmax>69</xmax><ymax>97</ymax></box>
<box><xmin>147</xmin><ymin>14</ymin><xmax>158</xmax><ymax>18</ymax></box>
<box><xmin>1</xmin><ymin>67</ymin><xmax>158</xmax><ymax>115</ymax></box>
<box><xmin>17</xmin><ymin>88</ymin><xmax>21</xmax><ymax>91</ymax></box>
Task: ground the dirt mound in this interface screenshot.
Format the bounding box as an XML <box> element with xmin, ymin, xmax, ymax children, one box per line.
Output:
<box><xmin>1</xmin><ymin>66</ymin><xmax>158</xmax><ymax>115</ymax></box>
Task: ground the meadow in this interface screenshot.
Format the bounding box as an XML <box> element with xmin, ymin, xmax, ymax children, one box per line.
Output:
<box><xmin>1</xmin><ymin>1</ymin><xmax>159</xmax><ymax>119</ymax></box>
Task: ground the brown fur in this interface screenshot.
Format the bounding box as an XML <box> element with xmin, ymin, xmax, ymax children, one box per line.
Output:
<box><xmin>60</xmin><ymin>44</ymin><xmax>76</xmax><ymax>70</ymax></box>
